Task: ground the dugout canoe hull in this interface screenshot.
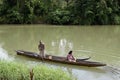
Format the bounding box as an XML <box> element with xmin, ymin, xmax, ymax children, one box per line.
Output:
<box><xmin>16</xmin><ymin>50</ymin><xmax>106</xmax><ymax>67</ymax></box>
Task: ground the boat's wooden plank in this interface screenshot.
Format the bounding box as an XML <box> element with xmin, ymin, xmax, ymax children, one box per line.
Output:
<box><xmin>16</xmin><ymin>50</ymin><xmax>106</xmax><ymax>67</ymax></box>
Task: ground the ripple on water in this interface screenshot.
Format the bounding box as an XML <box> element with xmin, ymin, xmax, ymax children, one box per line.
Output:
<box><xmin>0</xmin><ymin>44</ymin><xmax>13</xmax><ymax>61</ymax></box>
<box><xmin>103</xmin><ymin>66</ymin><xmax>120</xmax><ymax>80</ymax></box>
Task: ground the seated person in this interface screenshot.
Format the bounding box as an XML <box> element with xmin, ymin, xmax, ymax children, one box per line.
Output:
<box><xmin>67</xmin><ymin>51</ymin><xmax>76</xmax><ymax>62</ymax></box>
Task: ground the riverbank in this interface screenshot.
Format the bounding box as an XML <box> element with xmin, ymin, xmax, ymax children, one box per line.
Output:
<box><xmin>0</xmin><ymin>60</ymin><xmax>71</xmax><ymax>80</ymax></box>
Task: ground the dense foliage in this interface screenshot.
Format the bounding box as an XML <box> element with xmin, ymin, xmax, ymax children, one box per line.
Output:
<box><xmin>0</xmin><ymin>60</ymin><xmax>71</xmax><ymax>80</ymax></box>
<box><xmin>0</xmin><ymin>0</ymin><xmax>120</xmax><ymax>25</ymax></box>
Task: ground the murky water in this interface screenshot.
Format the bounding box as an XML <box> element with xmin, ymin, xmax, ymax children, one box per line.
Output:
<box><xmin>0</xmin><ymin>25</ymin><xmax>120</xmax><ymax>80</ymax></box>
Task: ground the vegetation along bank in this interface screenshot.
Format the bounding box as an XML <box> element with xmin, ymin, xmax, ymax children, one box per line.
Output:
<box><xmin>0</xmin><ymin>60</ymin><xmax>71</xmax><ymax>80</ymax></box>
<box><xmin>0</xmin><ymin>0</ymin><xmax>120</xmax><ymax>25</ymax></box>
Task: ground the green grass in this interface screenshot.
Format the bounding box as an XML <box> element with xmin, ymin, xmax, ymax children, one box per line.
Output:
<box><xmin>0</xmin><ymin>61</ymin><xmax>29</xmax><ymax>80</ymax></box>
<box><xmin>33</xmin><ymin>66</ymin><xmax>70</xmax><ymax>80</ymax></box>
<box><xmin>0</xmin><ymin>60</ymin><xmax>71</xmax><ymax>80</ymax></box>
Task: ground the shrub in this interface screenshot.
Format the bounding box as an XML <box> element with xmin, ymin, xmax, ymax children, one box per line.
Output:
<box><xmin>46</xmin><ymin>9</ymin><xmax>71</xmax><ymax>25</ymax></box>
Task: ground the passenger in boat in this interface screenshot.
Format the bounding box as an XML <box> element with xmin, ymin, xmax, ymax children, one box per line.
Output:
<box><xmin>38</xmin><ymin>40</ymin><xmax>45</xmax><ymax>59</ymax></box>
<box><xmin>67</xmin><ymin>50</ymin><xmax>76</xmax><ymax>62</ymax></box>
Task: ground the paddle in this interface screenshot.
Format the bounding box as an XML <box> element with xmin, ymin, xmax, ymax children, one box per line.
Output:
<box><xmin>76</xmin><ymin>57</ymin><xmax>91</xmax><ymax>62</ymax></box>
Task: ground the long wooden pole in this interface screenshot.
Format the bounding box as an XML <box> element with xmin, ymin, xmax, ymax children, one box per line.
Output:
<box><xmin>30</xmin><ymin>68</ymin><xmax>34</xmax><ymax>80</ymax></box>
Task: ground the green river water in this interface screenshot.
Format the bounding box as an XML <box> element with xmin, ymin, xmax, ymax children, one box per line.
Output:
<box><xmin>0</xmin><ymin>25</ymin><xmax>120</xmax><ymax>80</ymax></box>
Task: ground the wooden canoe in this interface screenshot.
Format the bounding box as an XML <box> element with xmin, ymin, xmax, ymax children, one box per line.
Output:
<box><xmin>16</xmin><ymin>50</ymin><xmax>106</xmax><ymax>67</ymax></box>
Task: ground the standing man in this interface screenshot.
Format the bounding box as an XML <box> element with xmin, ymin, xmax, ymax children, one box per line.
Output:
<box><xmin>38</xmin><ymin>40</ymin><xmax>45</xmax><ymax>59</ymax></box>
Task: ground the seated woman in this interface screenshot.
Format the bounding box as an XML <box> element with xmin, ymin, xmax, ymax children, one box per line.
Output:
<box><xmin>67</xmin><ymin>50</ymin><xmax>76</xmax><ymax>62</ymax></box>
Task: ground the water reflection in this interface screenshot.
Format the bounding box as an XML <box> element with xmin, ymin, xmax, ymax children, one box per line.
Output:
<box><xmin>59</xmin><ymin>39</ymin><xmax>66</xmax><ymax>54</ymax></box>
<box><xmin>50</xmin><ymin>39</ymin><xmax>73</xmax><ymax>55</ymax></box>
<box><xmin>59</xmin><ymin>38</ymin><xmax>73</xmax><ymax>55</ymax></box>
<box><xmin>0</xmin><ymin>25</ymin><xmax>120</xmax><ymax>80</ymax></box>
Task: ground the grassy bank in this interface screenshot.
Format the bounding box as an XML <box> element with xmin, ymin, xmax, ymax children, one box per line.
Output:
<box><xmin>0</xmin><ymin>60</ymin><xmax>71</xmax><ymax>80</ymax></box>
